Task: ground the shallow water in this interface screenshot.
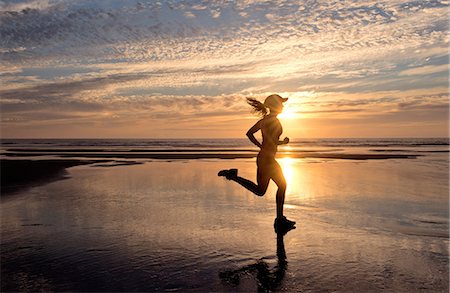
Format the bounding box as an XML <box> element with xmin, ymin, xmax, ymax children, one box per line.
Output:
<box><xmin>1</xmin><ymin>155</ymin><xmax>448</xmax><ymax>292</ymax></box>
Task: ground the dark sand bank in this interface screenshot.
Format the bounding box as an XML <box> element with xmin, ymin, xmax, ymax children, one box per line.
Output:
<box><xmin>0</xmin><ymin>159</ymin><xmax>109</xmax><ymax>194</ymax></box>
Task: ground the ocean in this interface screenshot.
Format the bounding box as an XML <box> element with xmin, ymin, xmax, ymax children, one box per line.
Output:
<box><xmin>1</xmin><ymin>137</ymin><xmax>448</xmax><ymax>159</ymax></box>
<box><xmin>1</xmin><ymin>137</ymin><xmax>448</xmax><ymax>149</ymax></box>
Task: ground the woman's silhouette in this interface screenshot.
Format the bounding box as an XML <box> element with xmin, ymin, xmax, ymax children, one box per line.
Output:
<box><xmin>218</xmin><ymin>94</ymin><xmax>296</xmax><ymax>231</ymax></box>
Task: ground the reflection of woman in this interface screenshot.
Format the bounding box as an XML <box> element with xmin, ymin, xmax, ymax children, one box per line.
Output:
<box><xmin>219</xmin><ymin>229</ymin><xmax>288</xmax><ymax>291</ymax></box>
<box><xmin>218</xmin><ymin>94</ymin><xmax>296</xmax><ymax>231</ymax></box>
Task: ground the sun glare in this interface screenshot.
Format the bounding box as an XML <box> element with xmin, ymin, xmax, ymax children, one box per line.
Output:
<box><xmin>278</xmin><ymin>95</ymin><xmax>305</xmax><ymax>121</ymax></box>
<box><xmin>278</xmin><ymin>107</ymin><xmax>298</xmax><ymax>119</ymax></box>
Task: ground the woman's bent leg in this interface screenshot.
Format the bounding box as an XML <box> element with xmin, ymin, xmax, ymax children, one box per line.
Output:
<box><xmin>276</xmin><ymin>185</ymin><xmax>286</xmax><ymax>219</ymax></box>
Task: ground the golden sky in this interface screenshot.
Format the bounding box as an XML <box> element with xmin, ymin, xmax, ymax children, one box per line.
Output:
<box><xmin>0</xmin><ymin>0</ymin><xmax>448</xmax><ymax>138</ymax></box>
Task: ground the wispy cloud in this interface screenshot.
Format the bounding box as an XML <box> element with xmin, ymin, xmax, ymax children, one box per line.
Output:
<box><xmin>399</xmin><ymin>64</ymin><xmax>449</xmax><ymax>76</ymax></box>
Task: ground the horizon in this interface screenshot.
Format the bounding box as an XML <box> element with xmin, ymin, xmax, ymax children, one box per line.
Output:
<box><xmin>1</xmin><ymin>0</ymin><xmax>449</xmax><ymax>138</ymax></box>
<box><xmin>1</xmin><ymin>136</ymin><xmax>449</xmax><ymax>140</ymax></box>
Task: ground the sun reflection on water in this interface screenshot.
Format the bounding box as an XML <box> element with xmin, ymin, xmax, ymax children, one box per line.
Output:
<box><xmin>279</xmin><ymin>156</ymin><xmax>300</xmax><ymax>198</ymax></box>
<box><xmin>277</xmin><ymin>156</ymin><xmax>313</xmax><ymax>203</ymax></box>
<box><xmin>279</xmin><ymin>157</ymin><xmax>294</xmax><ymax>184</ymax></box>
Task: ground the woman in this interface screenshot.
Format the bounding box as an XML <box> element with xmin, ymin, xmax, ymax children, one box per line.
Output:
<box><xmin>218</xmin><ymin>94</ymin><xmax>296</xmax><ymax>231</ymax></box>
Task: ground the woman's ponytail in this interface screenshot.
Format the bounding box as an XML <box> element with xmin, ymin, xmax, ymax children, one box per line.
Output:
<box><xmin>246</xmin><ymin>98</ymin><xmax>267</xmax><ymax>116</ymax></box>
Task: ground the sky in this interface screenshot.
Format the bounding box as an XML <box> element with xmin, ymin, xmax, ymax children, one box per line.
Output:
<box><xmin>0</xmin><ymin>0</ymin><xmax>448</xmax><ymax>138</ymax></box>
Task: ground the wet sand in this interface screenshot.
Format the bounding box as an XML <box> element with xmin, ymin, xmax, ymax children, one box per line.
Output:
<box><xmin>1</xmin><ymin>155</ymin><xmax>448</xmax><ymax>292</ymax></box>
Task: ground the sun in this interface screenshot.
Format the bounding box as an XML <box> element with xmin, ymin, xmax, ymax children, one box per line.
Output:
<box><xmin>278</xmin><ymin>107</ymin><xmax>299</xmax><ymax>119</ymax></box>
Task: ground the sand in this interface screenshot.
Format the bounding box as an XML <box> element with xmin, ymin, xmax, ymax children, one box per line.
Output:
<box><xmin>1</xmin><ymin>155</ymin><xmax>448</xmax><ymax>292</ymax></box>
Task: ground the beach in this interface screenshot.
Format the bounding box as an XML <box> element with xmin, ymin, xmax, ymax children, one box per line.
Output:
<box><xmin>1</xmin><ymin>139</ymin><xmax>448</xmax><ymax>292</ymax></box>
<box><xmin>2</xmin><ymin>0</ymin><xmax>448</xmax><ymax>290</ymax></box>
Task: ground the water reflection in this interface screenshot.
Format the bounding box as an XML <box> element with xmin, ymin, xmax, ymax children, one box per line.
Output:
<box><xmin>279</xmin><ymin>157</ymin><xmax>294</xmax><ymax>185</ymax></box>
<box><xmin>279</xmin><ymin>157</ymin><xmax>308</xmax><ymax>201</ymax></box>
<box><xmin>219</xmin><ymin>230</ymin><xmax>289</xmax><ymax>291</ymax></box>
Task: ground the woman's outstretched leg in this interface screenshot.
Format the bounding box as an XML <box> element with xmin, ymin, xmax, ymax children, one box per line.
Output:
<box><xmin>218</xmin><ymin>167</ymin><xmax>270</xmax><ymax>197</ymax></box>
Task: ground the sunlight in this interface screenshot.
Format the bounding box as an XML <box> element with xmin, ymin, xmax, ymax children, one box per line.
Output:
<box><xmin>279</xmin><ymin>157</ymin><xmax>295</xmax><ymax>187</ymax></box>
<box><xmin>278</xmin><ymin>96</ymin><xmax>305</xmax><ymax>124</ymax></box>
<box><xmin>278</xmin><ymin>107</ymin><xmax>299</xmax><ymax>120</ymax></box>
<box><xmin>278</xmin><ymin>157</ymin><xmax>309</xmax><ymax>200</ymax></box>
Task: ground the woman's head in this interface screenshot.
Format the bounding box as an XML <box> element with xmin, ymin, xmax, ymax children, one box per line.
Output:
<box><xmin>264</xmin><ymin>94</ymin><xmax>288</xmax><ymax>114</ymax></box>
<box><xmin>247</xmin><ymin>94</ymin><xmax>288</xmax><ymax>116</ymax></box>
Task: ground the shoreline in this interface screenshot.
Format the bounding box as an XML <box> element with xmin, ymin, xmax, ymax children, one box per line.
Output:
<box><xmin>3</xmin><ymin>152</ymin><xmax>419</xmax><ymax>160</ymax></box>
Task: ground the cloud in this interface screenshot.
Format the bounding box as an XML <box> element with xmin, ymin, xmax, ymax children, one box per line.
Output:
<box><xmin>397</xmin><ymin>93</ymin><xmax>449</xmax><ymax>110</ymax></box>
<box><xmin>1</xmin><ymin>0</ymin><xmax>448</xmax><ymax>67</ymax></box>
<box><xmin>0</xmin><ymin>72</ymin><xmax>148</xmax><ymax>101</ymax></box>
<box><xmin>210</xmin><ymin>9</ymin><xmax>221</xmax><ymax>18</ymax></box>
<box><xmin>399</xmin><ymin>64</ymin><xmax>449</xmax><ymax>76</ymax></box>
<box><xmin>300</xmin><ymin>108</ymin><xmax>364</xmax><ymax>114</ymax></box>
<box><xmin>184</xmin><ymin>11</ymin><xmax>196</xmax><ymax>19</ymax></box>
<box><xmin>0</xmin><ymin>0</ymin><xmax>448</xmax><ymax>137</ymax></box>
<box><xmin>0</xmin><ymin>0</ymin><xmax>54</xmax><ymax>12</ymax></box>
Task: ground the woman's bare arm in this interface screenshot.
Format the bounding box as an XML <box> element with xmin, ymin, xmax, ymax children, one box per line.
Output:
<box><xmin>246</xmin><ymin>120</ymin><xmax>263</xmax><ymax>148</ymax></box>
<box><xmin>277</xmin><ymin>137</ymin><xmax>289</xmax><ymax>145</ymax></box>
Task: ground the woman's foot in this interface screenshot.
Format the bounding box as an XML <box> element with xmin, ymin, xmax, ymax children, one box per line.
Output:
<box><xmin>274</xmin><ymin>216</ymin><xmax>296</xmax><ymax>233</ymax></box>
<box><xmin>217</xmin><ymin>168</ymin><xmax>238</xmax><ymax>180</ymax></box>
